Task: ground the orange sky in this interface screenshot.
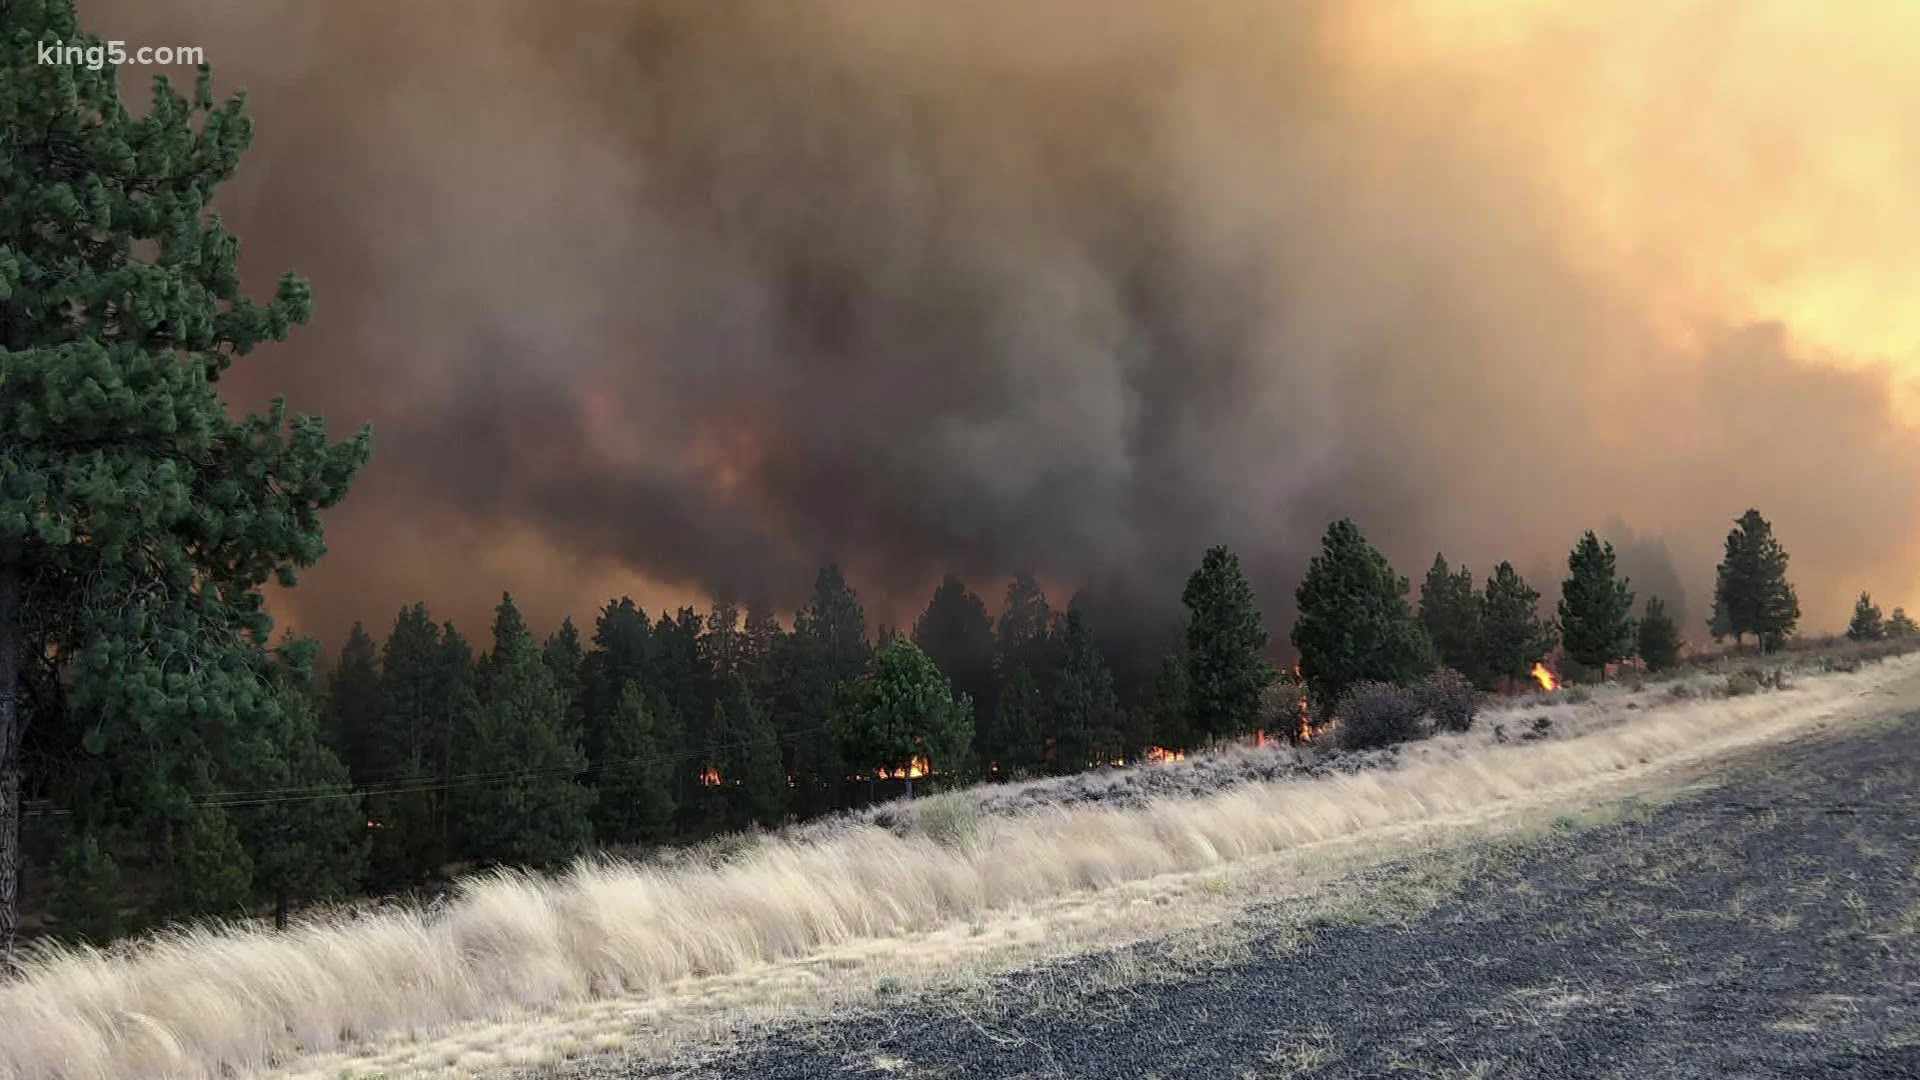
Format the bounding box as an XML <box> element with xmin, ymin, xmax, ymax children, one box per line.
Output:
<box><xmin>1349</xmin><ymin>0</ymin><xmax>1920</xmax><ymax>393</ymax></box>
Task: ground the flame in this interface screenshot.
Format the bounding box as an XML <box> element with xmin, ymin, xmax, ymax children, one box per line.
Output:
<box><xmin>876</xmin><ymin>755</ymin><xmax>931</xmax><ymax>780</ymax></box>
<box><xmin>1291</xmin><ymin>662</ymin><xmax>1314</xmax><ymax>743</ymax></box>
<box><xmin>1530</xmin><ymin>662</ymin><xmax>1559</xmax><ymax>692</ymax></box>
<box><xmin>1144</xmin><ymin>746</ymin><xmax>1186</xmax><ymax>764</ymax></box>
<box><xmin>698</xmin><ymin>766</ymin><xmax>723</xmax><ymax>787</ymax></box>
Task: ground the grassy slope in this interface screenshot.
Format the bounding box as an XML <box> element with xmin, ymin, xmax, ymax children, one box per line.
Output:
<box><xmin>4</xmin><ymin>652</ymin><xmax>1915</xmax><ymax>1080</ymax></box>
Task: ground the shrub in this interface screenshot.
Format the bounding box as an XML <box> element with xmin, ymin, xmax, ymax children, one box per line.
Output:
<box><xmin>1558</xmin><ymin>656</ymin><xmax>1599</xmax><ymax>686</ymax></box>
<box><xmin>1565</xmin><ymin>687</ymin><xmax>1592</xmax><ymax>705</ymax></box>
<box><xmin>1725</xmin><ymin>670</ymin><xmax>1762</xmax><ymax>697</ymax></box>
<box><xmin>1417</xmin><ymin>668</ymin><xmax>1477</xmax><ymax>733</ymax></box>
<box><xmin>1335</xmin><ymin>681</ymin><xmax>1427</xmax><ymax>750</ymax></box>
<box><xmin>1668</xmin><ymin>681</ymin><xmax>1696</xmax><ymax>699</ymax></box>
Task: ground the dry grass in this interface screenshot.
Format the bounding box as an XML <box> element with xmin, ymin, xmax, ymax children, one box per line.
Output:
<box><xmin>4</xmin><ymin>656</ymin><xmax>1916</xmax><ymax>1080</ymax></box>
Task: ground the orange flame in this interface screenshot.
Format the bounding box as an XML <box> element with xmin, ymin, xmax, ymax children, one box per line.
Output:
<box><xmin>1530</xmin><ymin>662</ymin><xmax>1559</xmax><ymax>692</ymax></box>
<box><xmin>699</xmin><ymin>766</ymin><xmax>723</xmax><ymax>787</ymax></box>
<box><xmin>1144</xmin><ymin>746</ymin><xmax>1187</xmax><ymax>764</ymax></box>
<box><xmin>876</xmin><ymin>755</ymin><xmax>931</xmax><ymax>780</ymax></box>
<box><xmin>1292</xmin><ymin>662</ymin><xmax>1314</xmax><ymax>742</ymax></box>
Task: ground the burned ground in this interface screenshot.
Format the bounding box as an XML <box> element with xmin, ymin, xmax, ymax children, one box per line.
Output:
<box><xmin>562</xmin><ymin>710</ymin><xmax>1920</xmax><ymax>1080</ymax></box>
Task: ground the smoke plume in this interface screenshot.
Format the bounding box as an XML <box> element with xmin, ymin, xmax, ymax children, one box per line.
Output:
<box><xmin>81</xmin><ymin>0</ymin><xmax>1920</xmax><ymax>650</ymax></box>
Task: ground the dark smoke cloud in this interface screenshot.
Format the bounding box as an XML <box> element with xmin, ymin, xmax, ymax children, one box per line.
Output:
<box><xmin>81</xmin><ymin>0</ymin><xmax>1920</xmax><ymax>652</ymax></box>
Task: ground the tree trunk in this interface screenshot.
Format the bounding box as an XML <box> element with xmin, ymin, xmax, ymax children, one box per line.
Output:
<box><xmin>0</xmin><ymin>566</ymin><xmax>23</xmax><ymax>971</ymax></box>
<box><xmin>275</xmin><ymin>886</ymin><xmax>289</xmax><ymax>932</ymax></box>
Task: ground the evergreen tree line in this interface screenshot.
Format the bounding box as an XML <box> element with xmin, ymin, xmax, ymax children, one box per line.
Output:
<box><xmin>1846</xmin><ymin>593</ymin><xmax>1920</xmax><ymax>643</ymax></box>
<box><xmin>1294</xmin><ymin>508</ymin><xmax>1803</xmax><ymax>714</ymax></box>
<box><xmin>24</xmin><ymin>508</ymin><xmax>1810</xmax><ymax>942</ymax></box>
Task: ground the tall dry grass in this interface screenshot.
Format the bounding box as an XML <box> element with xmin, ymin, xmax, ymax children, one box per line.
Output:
<box><xmin>2</xmin><ymin>656</ymin><xmax>1911</xmax><ymax>1080</ymax></box>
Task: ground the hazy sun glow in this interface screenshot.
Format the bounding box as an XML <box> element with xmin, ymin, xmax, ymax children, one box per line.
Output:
<box><xmin>1349</xmin><ymin>0</ymin><xmax>1920</xmax><ymax>396</ymax></box>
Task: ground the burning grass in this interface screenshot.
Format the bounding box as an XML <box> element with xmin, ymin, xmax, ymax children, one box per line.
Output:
<box><xmin>3</xmin><ymin>655</ymin><xmax>1917</xmax><ymax>1080</ymax></box>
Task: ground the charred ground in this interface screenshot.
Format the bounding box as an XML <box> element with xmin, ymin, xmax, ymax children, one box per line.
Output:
<box><xmin>557</xmin><ymin>708</ymin><xmax>1920</xmax><ymax>1080</ymax></box>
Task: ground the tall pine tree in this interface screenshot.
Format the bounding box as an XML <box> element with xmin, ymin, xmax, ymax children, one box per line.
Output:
<box><xmin>1636</xmin><ymin>596</ymin><xmax>1682</xmax><ymax>672</ymax></box>
<box><xmin>237</xmin><ymin>637</ymin><xmax>366</xmax><ymax>929</ymax></box>
<box><xmin>325</xmin><ymin>622</ymin><xmax>383</xmax><ymax>778</ymax></box>
<box><xmin>365</xmin><ymin>605</ymin><xmax>448</xmax><ymax>887</ymax></box>
<box><xmin>1292</xmin><ymin>521</ymin><xmax>1435</xmax><ymax>714</ymax></box>
<box><xmin>996</xmin><ymin>574</ymin><xmax>1061</xmax><ymax>679</ymax></box>
<box><xmin>912</xmin><ymin>575</ymin><xmax>996</xmax><ymax>769</ymax></box>
<box><xmin>450</xmin><ymin>595</ymin><xmax>594</xmax><ymax>868</ymax></box>
<box><xmin>593</xmin><ymin>681</ymin><xmax>678</xmax><ymax>846</ymax></box>
<box><xmin>1182</xmin><ymin>546</ymin><xmax>1274</xmax><ymax>740</ymax></box>
<box><xmin>991</xmin><ymin>666</ymin><xmax>1046</xmax><ymax>778</ymax></box>
<box><xmin>840</xmin><ymin>638</ymin><xmax>974</xmax><ymax>798</ymax></box>
<box><xmin>1477</xmin><ymin>562</ymin><xmax>1556</xmax><ymax>688</ymax></box>
<box><xmin>1418</xmin><ymin>554</ymin><xmax>1484</xmax><ymax>683</ymax></box>
<box><xmin>787</xmin><ymin>566</ymin><xmax>867</xmax><ymax>810</ymax></box>
<box><xmin>1558</xmin><ymin>532</ymin><xmax>1636</xmax><ymax>675</ymax></box>
<box><xmin>542</xmin><ymin>617</ymin><xmax>586</xmax><ymax>738</ymax></box>
<box><xmin>1048</xmin><ymin>609</ymin><xmax>1122</xmax><ymax>772</ymax></box>
<box><xmin>1848</xmin><ymin>592</ymin><xmax>1885</xmax><ymax>642</ymax></box>
<box><xmin>1710</xmin><ymin>509</ymin><xmax>1800</xmax><ymax>652</ymax></box>
<box><xmin>715</xmin><ymin>675</ymin><xmax>786</xmax><ymax>830</ymax></box>
<box><xmin>0</xmin><ymin>1</ymin><xmax>369</xmax><ymax>956</ymax></box>
<box><xmin>583</xmin><ymin>598</ymin><xmax>650</xmax><ymax>769</ymax></box>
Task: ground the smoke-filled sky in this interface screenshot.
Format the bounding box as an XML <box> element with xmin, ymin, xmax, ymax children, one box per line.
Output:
<box><xmin>82</xmin><ymin>0</ymin><xmax>1920</xmax><ymax>651</ymax></box>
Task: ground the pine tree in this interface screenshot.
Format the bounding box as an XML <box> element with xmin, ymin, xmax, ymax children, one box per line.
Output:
<box><xmin>763</xmin><ymin>627</ymin><xmax>841</xmax><ymax>816</ymax></box>
<box><xmin>1559</xmin><ymin>532</ymin><xmax>1637</xmax><ymax>675</ymax></box>
<box><xmin>325</xmin><ymin>623</ymin><xmax>383</xmax><ymax>778</ymax></box>
<box><xmin>365</xmin><ymin>604</ymin><xmax>447</xmax><ymax>887</ymax></box>
<box><xmin>1636</xmin><ymin>596</ymin><xmax>1682</xmax><ymax>673</ymax></box>
<box><xmin>1848</xmin><ymin>592</ymin><xmax>1885</xmax><ymax>642</ymax></box>
<box><xmin>992</xmin><ymin>666</ymin><xmax>1046</xmax><ymax>777</ymax></box>
<box><xmin>787</xmin><ymin>566</ymin><xmax>867</xmax><ymax>811</ymax></box>
<box><xmin>450</xmin><ymin>594</ymin><xmax>594</xmax><ymax>867</ymax></box>
<box><xmin>912</xmin><ymin>575</ymin><xmax>996</xmax><ymax>769</ymax></box>
<box><xmin>840</xmin><ymin>638</ymin><xmax>974</xmax><ymax>798</ymax></box>
<box><xmin>1710</xmin><ymin>509</ymin><xmax>1800</xmax><ymax>652</ymax></box>
<box><xmin>543</xmin><ymin>617</ymin><xmax>586</xmax><ymax>737</ymax></box>
<box><xmin>702</xmin><ymin>594</ymin><xmax>745</xmax><ymax>683</ymax></box>
<box><xmin>798</xmin><ymin>565</ymin><xmax>871</xmax><ymax>683</ymax></box>
<box><xmin>1148</xmin><ymin>644</ymin><xmax>1194</xmax><ymax>751</ymax></box>
<box><xmin>1048</xmin><ymin>608</ymin><xmax>1122</xmax><ymax>772</ymax></box>
<box><xmin>741</xmin><ymin>595</ymin><xmax>783</xmax><ymax>688</ymax></box>
<box><xmin>0</xmin><ymin>3</ymin><xmax>370</xmax><ymax>954</ymax></box>
<box><xmin>1888</xmin><ymin>608</ymin><xmax>1918</xmax><ymax>639</ymax></box>
<box><xmin>236</xmin><ymin>637</ymin><xmax>366</xmax><ymax>929</ymax></box>
<box><xmin>1181</xmin><ymin>546</ymin><xmax>1274</xmax><ymax>739</ymax></box>
<box><xmin>650</xmin><ymin>606</ymin><xmax>712</xmax><ymax>828</ymax></box>
<box><xmin>1292</xmin><ymin>521</ymin><xmax>1436</xmax><ymax>713</ymax></box>
<box><xmin>583</xmin><ymin>598</ymin><xmax>651</xmax><ymax>768</ymax></box>
<box><xmin>995</xmin><ymin>573</ymin><xmax>1059</xmax><ymax>683</ymax></box>
<box><xmin>593</xmin><ymin>681</ymin><xmax>678</xmax><ymax>845</ymax></box>
<box><xmin>715</xmin><ymin>675</ymin><xmax>786</xmax><ymax>830</ymax></box>
<box><xmin>171</xmin><ymin>806</ymin><xmax>256</xmax><ymax>920</ymax></box>
<box><xmin>1477</xmin><ymin>562</ymin><xmax>1557</xmax><ymax>687</ymax></box>
<box><xmin>1418</xmin><ymin>554</ymin><xmax>1484</xmax><ymax>683</ymax></box>
<box><xmin>50</xmin><ymin>831</ymin><xmax>121</xmax><ymax>943</ymax></box>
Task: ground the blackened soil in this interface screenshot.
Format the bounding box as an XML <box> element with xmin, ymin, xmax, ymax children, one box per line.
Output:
<box><xmin>582</xmin><ymin>713</ymin><xmax>1920</xmax><ymax>1080</ymax></box>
